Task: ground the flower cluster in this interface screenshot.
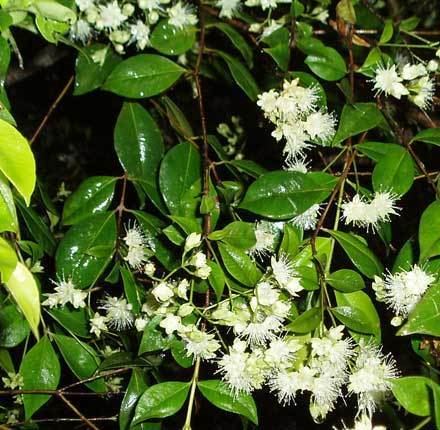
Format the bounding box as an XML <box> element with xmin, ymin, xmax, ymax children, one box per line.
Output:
<box><xmin>71</xmin><ymin>0</ymin><xmax>197</xmax><ymax>53</ymax></box>
<box><xmin>342</xmin><ymin>191</ymin><xmax>399</xmax><ymax>232</ymax></box>
<box><xmin>257</xmin><ymin>78</ymin><xmax>336</xmax><ymax>162</ymax></box>
<box><xmin>372</xmin><ymin>265</ymin><xmax>435</xmax><ymax>326</ymax></box>
<box><xmin>42</xmin><ymin>277</ymin><xmax>87</xmax><ymax>309</ymax></box>
<box><xmin>373</xmin><ymin>61</ymin><xmax>437</xmax><ymax>110</ymax></box>
<box><xmin>123</xmin><ymin>222</ymin><xmax>154</xmax><ymax>271</ymax></box>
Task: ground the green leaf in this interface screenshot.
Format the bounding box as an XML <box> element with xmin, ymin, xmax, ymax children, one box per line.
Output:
<box><xmin>327</xmin><ymin>269</ymin><xmax>365</xmax><ymax>293</ymax></box>
<box><xmin>62</xmin><ymin>176</ymin><xmax>116</xmax><ymax>225</ymax></box>
<box><xmin>398</xmin><ymin>283</ymin><xmax>440</xmax><ymax>336</ymax></box>
<box><xmin>207</xmin><ymin>260</ymin><xmax>225</xmax><ymax>302</ymax></box>
<box><xmin>303</xmin><ymin>44</ymin><xmax>347</xmax><ymax>81</ymax></box>
<box><xmin>48</xmin><ymin>306</ymin><xmax>90</xmax><ymax>338</ymax></box>
<box><xmin>0</xmin><ymin>348</ymin><xmax>14</xmax><ymax>373</ymax></box>
<box><xmin>150</xmin><ymin>20</ymin><xmax>196</xmax><ymax>55</ymax></box>
<box><xmin>159</xmin><ymin>141</ymin><xmax>201</xmax><ymax>215</ymax></box>
<box><xmin>20</xmin><ymin>336</ymin><xmax>60</xmax><ymax>419</ymax></box>
<box><xmin>356</xmin><ymin>141</ymin><xmax>401</xmax><ymax>162</ymax></box>
<box><xmin>372</xmin><ymin>146</ymin><xmax>414</xmax><ymax>195</ymax></box>
<box><xmin>0</xmin><ymin>236</ymin><xmax>17</xmax><ymax>282</ymax></box>
<box><xmin>262</xmin><ymin>27</ymin><xmax>290</xmax><ymax>72</ymax></box>
<box><xmin>5</xmin><ymin>262</ymin><xmax>40</xmax><ymax>339</ymax></box>
<box><xmin>132</xmin><ymin>381</ymin><xmax>190</xmax><ymax>424</ymax></box>
<box><xmin>56</xmin><ymin>212</ymin><xmax>116</xmax><ymax>288</ymax></box>
<box><xmin>209</xmin><ymin>221</ymin><xmax>256</xmax><ymax>250</ymax></box>
<box><xmin>333</xmin><ymin>103</ymin><xmax>385</xmax><ymax>146</ymax></box>
<box><xmin>170</xmin><ymin>339</ymin><xmax>193</xmax><ymax>368</ymax></box>
<box><xmin>35</xmin><ymin>15</ymin><xmax>69</xmax><ymax>43</ymax></box>
<box><xmin>74</xmin><ymin>44</ymin><xmax>121</xmax><ymax>95</ymax></box>
<box><xmin>0</xmin><ymin>119</ymin><xmax>36</xmax><ymax>204</ymax></box>
<box><xmin>229</xmin><ymin>159</ymin><xmax>267</xmax><ymax>178</ymax></box>
<box><xmin>160</xmin><ymin>96</ymin><xmax>194</xmax><ymax>139</ymax></box>
<box><xmin>30</xmin><ymin>0</ymin><xmax>76</xmax><ymax>23</ymax></box>
<box><xmin>121</xmin><ymin>266</ymin><xmax>141</xmax><ymax>314</ymax></box>
<box><xmin>392</xmin><ymin>376</ymin><xmax>431</xmax><ymax>417</ymax></box>
<box><xmin>15</xmin><ymin>196</ymin><xmax>56</xmax><ymax>255</ymax></box>
<box><xmin>198</xmin><ymin>380</ymin><xmax>258</xmax><ymax>424</ymax></box>
<box><xmin>240</xmin><ymin>171</ymin><xmax>336</xmax><ymax>220</ymax></box>
<box><xmin>120</xmin><ymin>368</ymin><xmax>149</xmax><ymax>430</ymax></box>
<box><xmin>0</xmin><ymin>303</ymin><xmax>29</xmax><ymax>348</ymax></box>
<box><xmin>287</xmin><ymin>307</ymin><xmax>321</xmax><ymax>333</ymax></box>
<box><xmin>218</xmin><ymin>242</ymin><xmax>262</xmax><ymax>287</ymax></box>
<box><xmin>54</xmin><ymin>334</ymin><xmax>106</xmax><ymax>392</ymax></box>
<box><xmin>379</xmin><ymin>19</ymin><xmax>394</xmax><ymax>44</ymax></box>
<box><xmin>115</xmin><ymin>102</ymin><xmax>165</xmax><ymax>213</ymax></box>
<box><xmin>103</xmin><ymin>54</ymin><xmax>185</xmax><ymax>98</ymax></box>
<box><xmin>327</xmin><ymin>230</ymin><xmax>383</xmax><ymax>279</ymax></box>
<box><xmin>334</xmin><ymin>290</ymin><xmax>381</xmax><ymax>338</ymax></box>
<box><xmin>392</xmin><ymin>239</ymin><xmax>414</xmax><ymax>273</ymax></box>
<box><xmin>138</xmin><ymin>316</ymin><xmax>169</xmax><ymax>354</ymax></box>
<box><xmin>336</xmin><ymin>0</ymin><xmax>356</xmax><ymax>24</ymax></box>
<box><xmin>216</xmin><ymin>51</ymin><xmax>259</xmax><ymax>101</ymax></box>
<box><xmin>279</xmin><ymin>224</ymin><xmax>301</xmax><ymax>260</ymax></box>
<box><xmin>419</xmin><ymin>200</ymin><xmax>440</xmax><ymax>262</ymax></box>
<box><xmin>212</xmin><ymin>23</ymin><xmax>253</xmax><ymax>68</ymax></box>
<box><xmin>412</xmin><ymin>128</ymin><xmax>440</xmax><ymax>147</ymax></box>
<box><xmin>0</xmin><ymin>172</ymin><xmax>18</xmax><ymax>232</ymax></box>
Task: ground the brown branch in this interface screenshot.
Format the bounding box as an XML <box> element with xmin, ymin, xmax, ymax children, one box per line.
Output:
<box><xmin>58</xmin><ymin>392</ymin><xmax>100</xmax><ymax>430</ymax></box>
<box><xmin>9</xmin><ymin>416</ymin><xmax>117</xmax><ymax>428</ymax></box>
<box><xmin>29</xmin><ymin>75</ymin><xmax>74</xmax><ymax>145</ymax></box>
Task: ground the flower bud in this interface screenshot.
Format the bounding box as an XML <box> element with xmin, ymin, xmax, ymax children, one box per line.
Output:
<box><xmin>184</xmin><ymin>232</ymin><xmax>202</xmax><ymax>251</ymax></box>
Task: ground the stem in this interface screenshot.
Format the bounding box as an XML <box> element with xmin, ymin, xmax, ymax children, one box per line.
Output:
<box><xmin>411</xmin><ymin>417</ymin><xmax>431</xmax><ymax>430</ymax></box>
<box><xmin>182</xmin><ymin>357</ymin><xmax>201</xmax><ymax>430</ymax></box>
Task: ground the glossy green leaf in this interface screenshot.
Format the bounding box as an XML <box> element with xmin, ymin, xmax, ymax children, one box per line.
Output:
<box><xmin>209</xmin><ymin>221</ymin><xmax>256</xmax><ymax>250</ymax></box>
<box><xmin>5</xmin><ymin>262</ymin><xmax>40</xmax><ymax>339</ymax></box>
<box><xmin>132</xmin><ymin>381</ymin><xmax>190</xmax><ymax>424</ymax></box>
<box><xmin>356</xmin><ymin>141</ymin><xmax>401</xmax><ymax>162</ymax></box>
<box><xmin>240</xmin><ymin>171</ymin><xmax>336</xmax><ymax>220</ymax></box>
<box><xmin>327</xmin><ymin>230</ymin><xmax>383</xmax><ymax>278</ymax></box>
<box><xmin>48</xmin><ymin>306</ymin><xmax>90</xmax><ymax>338</ymax></box>
<box><xmin>0</xmin><ymin>303</ymin><xmax>30</xmax><ymax>348</ymax></box>
<box><xmin>334</xmin><ymin>290</ymin><xmax>381</xmax><ymax>338</ymax></box>
<box><xmin>379</xmin><ymin>19</ymin><xmax>394</xmax><ymax>44</ymax></box>
<box><xmin>121</xmin><ymin>265</ymin><xmax>141</xmax><ymax>314</ymax></box>
<box><xmin>372</xmin><ymin>146</ymin><xmax>414</xmax><ymax>195</ymax></box>
<box><xmin>159</xmin><ymin>141</ymin><xmax>201</xmax><ymax>214</ymax></box>
<box><xmin>287</xmin><ymin>307</ymin><xmax>321</xmax><ymax>333</ymax></box>
<box><xmin>0</xmin><ymin>236</ymin><xmax>17</xmax><ymax>282</ymax></box>
<box><xmin>212</xmin><ymin>23</ymin><xmax>253</xmax><ymax>67</ymax></box>
<box><xmin>63</xmin><ymin>176</ymin><xmax>116</xmax><ymax>225</ymax></box>
<box><xmin>30</xmin><ymin>0</ymin><xmax>76</xmax><ymax>23</ymax></box>
<box><xmin>262</xmin><ymin>27</ymin><xmax>290</xmax><ymax>71</ymax></box>
<box><xmin>103</xmin><ymin>54</ymin><xmax>185</xmax><ymax>98</ymax></box>
<box><xmin>0</xmin><ymin>119</ymin><xmax>36</xmax><ymax>204</ymax></box>
<box><xmin>327</xmin><ymin>269</ymin><xmax>365</xmax><ymax>292</ymax></box>
<box><xmin>0</xmin><ymin>348</ymin><xmax>14</xmax><ymax>373</ymax></box>
<box><xmin>198</xmin><ymin>380</ymin><xmax>258</xmax><ymax>424</ymax></box>
<box><xmin>150</xmin><ymin>20</ymin><xmax>196</xmax><ymax>55</ymax></box>
<box><xmin>218</xmin><ymin>242</ymin><xmax>262</xmax><ymax>287</ymax></box>
<box><xmin>120</xmin><ymin>368</ymin><xmax>149</xmax><ymax>430</ymax></box>
<box><xmin>207</xmin><ymin>260</ymin><xmax>225</xmax><ymax>302</ymax></box>
<box><xmin>398</xmin><ymin>283</ymin><xmax>440</xmax><ymax>336</ymax></box>
<box><xmin>160</xmin><ymin>96</ymin><xmax>194</xmax><ymax>139</ymax></box>
<box><xmin>0</xmin><ymin>172</ymin><xmax>18</xmax><ymax>232</ymax></box>
<box><xmin>392</xmin><ymin>377</ymin><xmax>431</xmax><ymax>417</ymax></box>
<box><xmin>170</xmin><ymin>338</ymin><xmax>193</xmax><ymax>368</ymax></box>
<box><xmin>216</xmin><ymin>51</ymin><xmax>259</xmax><ymax>101</ymax></box>
<box><xmin>419</xmin><ymin>200</ymin><xmax>440</xmax><ymax>262</ymax></box>
<box><xmin>292</xmin><ymin>237</ymin><xmax>332</xmax><ymax>269</ymax></box>
<box><xmin>138</xmin><ymin>316</ymin><xmax>169</xmax><ymax>354</ymax></box>
<box><xmin>54</xmin><ymin>334</ymin><xmax>106</xmax><ymax>392</ymax></box>
<box><xmin>392</xmin><ymin>239</ymin><xmax>414</xmax><ymax>273</ymax></box>
<box><xmin>280</xmin><ymin>224</ymin><xmax>301</xmax><ymax>260</ymax></box>
<box><xmin>333</xmin><ymin>103</ymin><xmax>385</xmax><ymax>146</ymax></box>
<box><xmin>56</xmin><ymin>212</ymin><xmax>116</xmax><ymax>288</ymax></box>
<box><xmin>20</xmin><ymin>336</ymin><xmax>60</xmax><ymax>419</ymax></box>
<box><xmin>304</xmin><ymin>45</ymin><xmax>347</xmax><ymax>81</ymax></box>
<box><xmin>74</xmin><ymin>44</ymin><xmax>121</xmax><ymax>95</ymax></box>
<box><xmin>15</xmin><ymin>196</ymin><xmax>56</xmax><ymax>255</ymax></box>
<box><xmin>412</xmin><ymin>128</ymin><xmax>440</xmax><ymax>147</ymax></box>
<box><xmin>115</xmin><ymin>102</ymin><xmax>165</xmax><ymax>212</ymax></box>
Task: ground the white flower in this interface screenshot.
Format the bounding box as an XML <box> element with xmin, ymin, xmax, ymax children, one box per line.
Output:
<box><xmin>401</xmin><ymin>63</ymin><xmax>427</xmax><ymax>81</ymax></box>
<box><xmin>373</xmin><ymin>64</ymin><xmax>409</xmax><ymax>99</ymax></box>
<box><xmin>381</xmin><ymin>265</ymin><xmax>435</xmax><ymax>319</ymax></box>
<box><xmin>96</xmin><ymin>1</ymin><xmax>127</xmax><ymax>30</ymax></box>
<box><xmin>370</xmin><ymin>192</ymin><xmax>399</xmax><ymax>222</ymax></box>
<box><xmin>348</xmin><ymin>343</ymin><xmax>399</xmax><ymax>417</ymax></box>
<box><xmin>130</xmin><ymin>20</ymin><xmax>150</xmax><ymax>50</ymax></box>
<box><xmin>240</xmin><ymin>315</ymin><xmax>282</xmax><ymax>345</ymax></box>
<box><xmin>190</xmin><ymin>251</ymin><xmax>207</xmax><ymax>268</ymax></box>
<box><xmin>168</xmin><ymin>2</ymin><xmax>197</xmax><ymax>29</ymax></box>
<box><xmin>284</xmin><ymin>157</ymin><xmax>309</xmax><ymax>173</ymax></box>
<box><xmin>125</xmin><ymin>245</ymin><xmax>148</xmax><ymax>270</ymax></box>
<box><xmin>256</xmin><ymin>282</ymin><xmax>279</xmax><ymax>306</ymax></box>
<box><xmin>184</xmin><ymin>232</ymin><xmax>202</xmax><ymax>251</ymax></box>
<box><xmin>178</xmin><ymin>303</ymin><xmax>194</xmax><ymax>317</ymax></box>
<box><xmin>99</xmin><ymin>296</ymin><xmax>133</xmax><ymax>330</ymax></box>
<box><xmin>303</xmin><ymin>111</ymin><xmax>336</xmax><ymax>143</ymax></box>
<box><xmin>261</xmin><ymin>20</ymin><xmax>282</xmax><ymax>38</ymax></box>
<box><xmin>427</xmin><ymin>60</ymin><xmax>438</xmax><ymax>72</ymax></box>
<box><xmin>76</xmin><ymin>0</ymin><xmax>94</xmax><ymax>11</ymax></box>
<box><xmin>152</xmin><ymin>282</ymin><xmax>174</xmax><ymax>302</ymax></box>
<box><xmin>90</xmin><ymin>312</ymin><xmax>108</xmax><ymax>338</ymax></box>
<box><xmin>195</xmin><ymin>265</ymin><xmax>211</xmax><ymax>279</ymax></box>
<box><xmin>265</xmin><ymin>338</ymin><xmax>301</xmax><ymax>368</ymax></box>
<box><xmin>257</xmin><ymin>89</ymin><xmax>279</xmax><ymax>117</ymax></box>
<box><xmin>291</xmin><ymin>203</ymin><xmax>321</xmax><ymax>230</ymax></box>
<box><xmin>182</xmin><ymin>327</ymin><xmax>220</xmax><ymax>360</ymax></box>
<box><xmin>160</xmin><ymin>314</ymin><xmax>182</xmax><ymax>335</ymax></box>
<box><xmin>43</xmin><ymin>277</ymin><xmax>87</xmax><ymax>309</ymax></box>
<box><xmin>144</xmin><ymin>261</ymin><xmax>156</xmax><ymax>276</ymax></box>
<box><xmin>250</xmin><ymin>221</ymin><xmax>278</xmax><ymax>257</ymax></box>
<box><xmin>138</xmin><ymin>0</ymin><xmax>162</xmax><ymax>10</ymax></box>
<box><xmin>409</xmin><ymin>76</ymin><xmax>435</xmax><ymax>110</ymax></box>
<box><xmin>270</xmin><ymin>255</ymin><xmax>302</xmax><ymax>296</ymax></box>
<box><xmin>260</xmin><ymin>0</ymin><xmax>278</xmax><ymax>10</ymax></box>
<box><xmin>176</xmin><ymin>279</ymin><xmax>189</xmax><ymax>299</ymax></box>
<box><xmin>2</xmin><ymin>372</ymin><xmax>23</xmax><ymax>390</ymax></box>
<box><xmin>135</xmin><ymin>317</ymin><xmax>148</xmax><ymax>332</ymax></box>
<box><xmin>71</xmin><ymin>19</ymin><xmax>92</xmax><ymax>43</ymax></box>
<box><xmin>217</xmin><ymin>0</ymin><xmax>240</xmax><ymax>18</ymax></box>
<box><xmin>124</xmin><ymin>223</ymin><xmax>148</xmax><ymax>248</ymax></box>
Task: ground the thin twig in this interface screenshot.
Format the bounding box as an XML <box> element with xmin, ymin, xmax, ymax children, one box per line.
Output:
<box><xmin>29</xmin><ymin>75</ymin><xmax>74</xmax><ymax>145</ymax></box>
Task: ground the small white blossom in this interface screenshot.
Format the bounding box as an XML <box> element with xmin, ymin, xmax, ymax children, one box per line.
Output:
<box><xmin>348</xmin><ymin>343</ymin><xmax>399</xmax><ymax>417</ymax></box>
<box><xmin>144</xmin><ymin>261</ymin><xmax>156</xmax><ymax>276</ymax></box>
<box><xmin>184</xmin><ymin>232</ymin><xmax>202</xmax><ymax>251</ymax></box>
<box><xmin>76</xmin><ymin>0</ymin><xmax>94</xmax><ymax>12</ymax></box>
<box><xmin>265</xmin><ymin>338</ymin><xmax>301</xmax><ymax>368</ymax></box>
<box><xmin>96</xmin><ymin>1</ymin><xmax>127</xmax><ymax>29</ymax></box>
<box><xmin>160</xmin><ymin>314</ymin><xmax>182</xmax><ymax>335</ymax></box>
<box><xmin>372</xmin><ymin>64</ymin><xmax>409</xmax><ymax>99</ymax></box>
<box><xmin>401</xmin><ymin>63</ymin><xmax>427</xmax><ymax>81</ymax></box>
<box><xmin>261</xmin><ymin>20</ymin><xmax>282</xmax><ymax>38</ymax></box>
<box><xmin>90</xmin><ymin>312</ymin><xmax>108</xmax><ymax>338</ymax></box>
<box><xmin>427</xmin><ymin>59</ymin><xmax>438</xmax><ymax>72</ymax></box>
<box><xmin>284</xmin><ymin>157</ymin><xmax>309</xmax><ymax>173</ymax></box>
<box><xmin>176</xmin><ymin>279</ymin><xmax>189</xmax><ymax>300</ymax></box>
<box><xmin>71</xmin><ymin>19</ymin><xmax>92</xmax><ymax>42</ymax></box>
<box><xmin>125</xmin><ymin>245</ymin><xmax>148</xmax><ymax>270</ymax></box>
<box><xmin>182</xmin><ymin>326</ymin><xmax>220</xmax><ymax>360</ymax></box>
<box><xmin>124</xmin><ymin>223</ymin><xmax>148</xmax><ymax>248</ymax></box>
<box><xmin>168</xmin><ymin>2</ymin><xmax>197</xmax><ymax>29</ymax></box>
<box><xmin>99</xmin><ymin>296</ymin><xmax>133</xmax><ymax>331</ymax></box>
<box><xmin>271</xmin><ymin>255</ymin><xmax>303</xmax><ymax>296</ymax></box>
<box><xmin>43</xmin><ymin>278</ymin><xmax>87</xmax><ymax>309</ymax></box>
<box><xmin>2</xmin><ymin>372</ymin><xmax>23</xmax><ymax>390</ymax></box>
<box><xmin>190</xmin><ymin>251</ymin><xmax>207</xmax><ymax>268</ymax></box>
<box><xmin>291</xmin><ymin>203</ymin><xmax>321</xmax><ymax>230</ymax></box>
<box><xmin>217</xmin><ymin>0</ymin><xmax>240</xmax><ymax>18</ymax></box>
<box><xmin>138</xmin><ymin>0</ymin><xmax>161</xmax><ymax>10</ymax></box>
<box><xmin>250</xmin><ymin>221</ymin><xmax>278</xmax><ymax>257</ymax></box>
<box><xmin>135</xmin><ymin>317</ymin><xmax>148</xmax><ymax>332</ymax></box>
<box><xmin>130</xmin><ymin>20</ymin><xmax>150</xmax><ymax>50</ymax></box>
<box><xmin>240</xmin><ymin>315</ymin><xmax>283</xmax><ymax>345</ymax></box>
<box><xmin>152</xmin><ymin>282</ymin><xmax>174</xmax><ymax>302</ymax></box>
<box><xmin>409</xmin><ymin>76</ymin><xmax>435</xmax><ymax>110</ymax></box>
<box><xmin>303</xmin><ymin>111</ymin><xmax>336</xmax><ymax>143</ymax></box>
<box><xmin>195</xmin><ymin>265</ymin><xmax>212</xmax><ymax>279</ymax></box>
